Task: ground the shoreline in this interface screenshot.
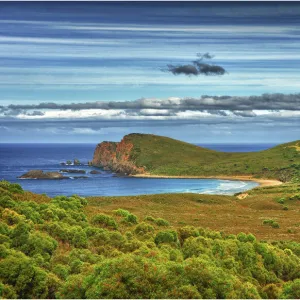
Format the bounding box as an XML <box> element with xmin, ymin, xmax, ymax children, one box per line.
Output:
<box><xmin>130</xmin><ymin>174</ymin><xmax>283</xmax><ymax>188</ymax></box>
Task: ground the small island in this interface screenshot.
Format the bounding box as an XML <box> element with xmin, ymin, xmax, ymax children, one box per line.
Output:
<box><xmin>18</xmin><ymin>170</ymin><xmax>88</xmax><ymax>180</ymax></box>
<box><xmin>18</xmin><ymin>170</ymin><xmax>69</xmax><ymax>180</ymax></box>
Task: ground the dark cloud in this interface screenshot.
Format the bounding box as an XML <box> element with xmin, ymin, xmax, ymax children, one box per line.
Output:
<box><xmin>193</xmin><ymin>63</ymin><xmax>226</xmax><ymax>76</ymax></box>
<box><xmin>164</xmin><ymin>53</ymin><xmax>227</xmax><ymax>76</ymax></box>
<box><xmin>166</xmin><ymin>64</ymin><xmax>199</xmax><ymax>76</ymax></box>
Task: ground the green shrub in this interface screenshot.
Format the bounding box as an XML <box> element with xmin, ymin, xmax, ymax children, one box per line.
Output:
<box><xmin>0</xmin><ymin>282</ymin><xmax>17</xmax><ymax>299</ymax></box>
<box><xmin>281</xmin><ymin>279</ymin><xmax>300</xmax><ymax>299</ymax></box>
<box><xmin>263</xmin><ymin>219</ymin><xmax>274</xmax><ymax>225</ymax></box>
<box><xmin>71</xmin><ymin>229</ymin><xmax>88</xmax><ymax>248</ymax></box>
<box><xmin>144</xmin><ymin>216</ymin><xmax>155</xmax><ymax>222</ymax></box>
<box><xmin>155</xmin><ymin>230</ymin><xmax>178</xmax><ymax>245</ymax></box>
<box><xmin>113</xmin><ymin>208</ymin><xmax>130</xmax><ymax>217</ymax></box>
<box><xmin>7</xmin><ymin>183</ymin><xmax>24</xmax><ymax>194</ymax></box>
<box><xmin>0</xmin><ymin>195</ymin><xmax>16</xmax><ymax>209</ymax></box>
<box><xmin>155</xmin><ymin>218</ymin><xmax>169</xmax><ymax>226</ymax></box>
<box><xmin>134</xmin><ymin>222</ymin><xmax>154</xmax><ymax>236</ymax></box>
<box><xmin>263</xmin><ymin>219</ymin><xmax>280</xmax><ymax>228</ymax></box>
<box><xmin>289</xmin><ymin>194</ymin><xmax>300</xmax><ymax>200</ymax></box>
<box><xmin>262</xmin><ymin>283</ymin><xmax>282</xmax><ymax>299</ymax></box>
<box><xmin>91</xmin><ymin>214</ymin><xmax>118</xmax><ymax>229</ymax></box>
<box><xmin>276</xmin><ymin>197</ymin><xmax>285</xmax><ymax>204</ymax></box>
<box><xmin>52</xmin><ymin>264</ymin><xmax>69</xmax><ymax>280</ymax></box>
<box><xmin>124</xmin><ymin>213</ymin><xmax>138</xmax><ymax>224</ymax></box>
<box><xmin>271</xmin><ymin>222</ymin><xmax>280</xmax><ymax>229</ymax></box>
<box><xmin>177</xmin><ymin>226</ymin><xmax>200</xmax><ymax>244</ymax></box>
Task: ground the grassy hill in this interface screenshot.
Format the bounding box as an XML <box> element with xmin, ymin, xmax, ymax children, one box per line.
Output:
<box><xmin>120</xmin><ymin>134</ymin><xmax>300</xmax><ymax>180</ymax></box>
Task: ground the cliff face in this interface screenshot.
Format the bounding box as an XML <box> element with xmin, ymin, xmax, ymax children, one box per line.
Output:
<box><xmin>92</xmin><ymin>136</ymin><xmax>145</xmax><ymax>175</ymax></box>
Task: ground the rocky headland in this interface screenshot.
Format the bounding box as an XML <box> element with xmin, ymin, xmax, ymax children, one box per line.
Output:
<box><xmin>91</xmin><ymin>133</ymin><xmax>299</xmax><ymax>181</ymax></box>
<box><xmin>92</xmin><ymin>134</ymin><xmax>145</xmax><ymax>175</ymax></box>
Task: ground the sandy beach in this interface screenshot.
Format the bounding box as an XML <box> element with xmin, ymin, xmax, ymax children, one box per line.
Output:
<box><xmin>131</xmin><ymin>174</ymin><xmax>283</xmax><ymax>188</ymax></box>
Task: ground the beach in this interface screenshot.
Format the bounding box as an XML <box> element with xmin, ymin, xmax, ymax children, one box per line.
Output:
<box><xmin>131</xmin><ymin>174</ymin><xmax>283</xmax><ymax>188</ymax></box>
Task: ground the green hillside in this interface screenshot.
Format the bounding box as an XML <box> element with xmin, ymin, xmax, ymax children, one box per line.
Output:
<box><xmin>1</xmin><ymin>180</ymin><xmax>300</xmax><ymax>299</ymax></box>
<box><xmin>124</xmin><ymin>134</ymin><xmax>300</xmax><ymax>181</ymax></box>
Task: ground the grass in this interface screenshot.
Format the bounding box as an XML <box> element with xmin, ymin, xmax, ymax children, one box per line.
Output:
<box><xmin>86</xmin><ymin>182</ymin><xmax>300</xmax><ymax>242</ymax></box>
<box><xmin>98</xmin><ymin>133</ymin><xmax>300</xmax><ymax>180</ymax></box>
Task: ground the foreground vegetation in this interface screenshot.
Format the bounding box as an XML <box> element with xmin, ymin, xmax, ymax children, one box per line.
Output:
<box><xmin>116</xmin><ymin>134</ymin><xmax>300</xmax><ymax>180</ymax></box>
<box><xmin>1</xmin><ymin>181</ymin><xmax>300</xmax><ymax>299</ymax></box>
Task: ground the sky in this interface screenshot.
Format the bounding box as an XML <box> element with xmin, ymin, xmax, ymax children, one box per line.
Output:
<box><xmin>0</xmin><ymin>1</ymin><xmax>300</xmax><ymax>144</ymax></box>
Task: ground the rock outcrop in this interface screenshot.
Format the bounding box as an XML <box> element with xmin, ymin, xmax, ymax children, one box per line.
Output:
<box><xmin>60</xmin><ymin>159</ymin><xmax>82</xmax><ymax>166</ymax></box>
<box><xmin>18</xmin><ymin>170</ymin><xmax>69</xmax><ymax>180</ymax></box>
<box><xmin>92</xmin><ymin>135</ymin><xmax>145</xmax><ymax>175</ymax></box>
<box><xmin>60</xmin><ymin>169</ymin><xmax>86</xmax><ymax>174</ymax></box>
<box><xmin>90</xmin><ymin>170</ymin><xmax>101</xmax><ymax>174</ymax></box>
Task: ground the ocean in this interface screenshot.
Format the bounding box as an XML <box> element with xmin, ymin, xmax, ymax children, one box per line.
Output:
<box><xmin>0</xmin><ymin>143</ymin><xmax>275</xmax><ymax>197</ymax></box>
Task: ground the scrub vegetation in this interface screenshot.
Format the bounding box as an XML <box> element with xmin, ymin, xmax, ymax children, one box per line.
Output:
<box><xmin>1</xmin><ymin>180</ymin><xmax>300</xmax><ymax>299</ymax></box>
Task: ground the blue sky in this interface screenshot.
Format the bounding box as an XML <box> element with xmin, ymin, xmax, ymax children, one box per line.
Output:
<box><xmin>0</xmin><ymin>2</ymin><xmax>300</xmax><ymax>143</ymax></box>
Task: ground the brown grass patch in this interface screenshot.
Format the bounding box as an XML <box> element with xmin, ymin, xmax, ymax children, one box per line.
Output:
<box><xmin>86</xmin><ymin>184</ymin><xmax>300</xmax><ymax>242</ymax></box>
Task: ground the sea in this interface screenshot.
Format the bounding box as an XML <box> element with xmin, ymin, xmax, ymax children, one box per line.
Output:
<box><xmin>0</xmin><ymin>143</ymin><xmax>276</xmax><ymax>197</ymax></box>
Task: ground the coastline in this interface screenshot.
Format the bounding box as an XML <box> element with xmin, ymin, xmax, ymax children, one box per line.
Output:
<box><xmin>130</xmin><ymin>174</ymin><xmax>283</xmax><ymax>188</ymax></box>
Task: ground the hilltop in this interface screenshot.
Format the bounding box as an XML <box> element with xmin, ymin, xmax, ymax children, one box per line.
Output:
<box><xmin>92</xmin><ymin>133</ymin><xmax>300</xmax><ymax>181</ymax></box>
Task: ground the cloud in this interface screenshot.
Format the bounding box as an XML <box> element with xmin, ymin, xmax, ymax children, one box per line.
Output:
<box><xmin>232</xmin><ymin>110</ymin><xmax>257</xmax><ymax>117</ymax></box>
<box><xmin>164</xmin><ymin>53</ymin><xmax>227</xmax><ymax>76</ymax></box>
<box><xmin>3</xmin><ymin>93</ymin><xmax>300</xmax><ymax>115</ymax></box>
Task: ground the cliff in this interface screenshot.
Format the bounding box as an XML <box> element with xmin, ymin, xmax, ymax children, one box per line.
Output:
<box><xmin>92</xmin><ymin>135</ymin><xmax>145</xmax><ymax>175</ymax></box>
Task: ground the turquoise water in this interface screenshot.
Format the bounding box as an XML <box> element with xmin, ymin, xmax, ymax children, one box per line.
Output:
<box><xmin>0</xmin><ymin>143</ymin><xmax>265</xmax><ymax>197</ymax></box>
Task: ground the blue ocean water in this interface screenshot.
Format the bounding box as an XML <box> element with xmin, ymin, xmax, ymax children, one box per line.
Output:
<box><xmin>0</xmin><ymin>143</ymin><xmax>274</xmax><ymax>197</ymax></box>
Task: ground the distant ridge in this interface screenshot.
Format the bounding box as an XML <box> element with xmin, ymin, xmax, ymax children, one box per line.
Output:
<box><xmin>92</xmin><ymin>133</ymin><xmax>300</xmax><ymax>181</ymax></box>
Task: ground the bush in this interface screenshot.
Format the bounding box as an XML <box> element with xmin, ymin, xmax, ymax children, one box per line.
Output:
<box><xmin>52</xmin><ymin>264</ymin><xmax>69</xmax><ymax>280</ymax></box>
<box><xmin>124</xmin><ymin>213</ymin><xmax>138</xmax><ymax>224</ymax></box>
<box><xmin>7</xmin><ymin>183</ymin><xmax>24</xmax><ymax>194</ymax></box>
<box><xmin>289</xmin><ymin>193</ymin><xmax>300</xmax><ymax>200</ymax></box>
<box><xmin>144</xmin><ymin>216</ymin><xmax>155</xmax><ymax>222</ymax></box>
<box><xmin>177</xmin><ymin>226</ymin><xmax>199</xmax><ymax>244</ymax></box>
<box><xmin>281</xmin><ymin>279</ymin><xmax>300</xmax><ymax>299</ymax></box>
<box><xmin>262</xmin><ymin>283</ymin><xmax>282</xmax><ymax>299</ymax></box>
<box><xmin>277</xmin><ymin>197</ymin><xmax>285</xmax><ymax>204</ymax></box>
<box><xmin>134</xmin><ymin>222</ymin><xmax>154</xmax><ymax>236</ymax></box>
<box><xmin>263</xmin><ymin>219</ymin><xmax>280</xmax><ymax>228</ymax></box>
<box><xmin>155</xmin><ymin>218</ymin><xmax>169</xmax><ymax>226</ymax></box>
<box><xmin>155</xmin><ymin>230</ymin><xmax>178</xmax><ymax>245</ymax></box>
<box><xmin>263</xmin><ymin>219</ymin><xmax>274</xmax><ymax>225</ymax></box>
<box><xmin>113</xmin><ymin>208</ymin><xmax>130</xmax><ymax>217</ymax></box>
<box><xmin>91</xmin><ymin>214</ymin><xmax>118</xmax><ymax>229</ymax></box>
<box><xmin>271</xmin><ymin>222</ymin><xmax>280</xmax><ymax>229</ymax></box>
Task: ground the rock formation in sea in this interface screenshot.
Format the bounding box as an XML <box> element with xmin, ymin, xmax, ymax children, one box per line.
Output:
<box><xmin>60</xmin><ymin>159</ymin><xmax>82</xmax><ymax>166</ymax></box>
<box><xmin>60</xmin><ymin>169</ymin><xmax>86</xmax><ymax>174</ymax></box>
<box><xmin>92</xmin><ymin>135</ymin><xmax>145</xmax><ymax>175</ymax></box>
<box><xmin>18</xmin><ymin>170</ymin><xmax>69</xmax><ymax>180</ymax></box>
<box><xmin>90</xmin><ymin>170</ymin><xmax>101</xmax><ymax>174</ymax></box>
